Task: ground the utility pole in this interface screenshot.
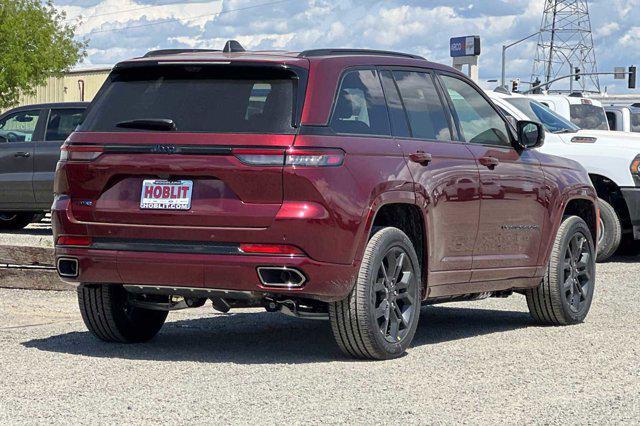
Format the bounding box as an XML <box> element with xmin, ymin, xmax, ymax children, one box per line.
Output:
<box><xmin>531</xmin><ymin>0</ymin><xmax>600</xmax><ymax>93</ymax></box>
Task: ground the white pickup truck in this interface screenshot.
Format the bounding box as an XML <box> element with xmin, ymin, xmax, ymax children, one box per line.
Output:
<box><xmin>604</xmin><ymin>105</ymin><xmax>640</xmax><ymax>133</ymax></box>
<box><xmin>488</xmin><ymin>90</ymin><xmax>640</xmax><ymax>261</ymax></box>
<box><xmin>526</xmin><ymin>94</ymin><xmax>610</xmax><ymax>131</ymax></box>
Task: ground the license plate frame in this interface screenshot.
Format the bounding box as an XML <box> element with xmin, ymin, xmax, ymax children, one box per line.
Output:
<box><xmin>140</xmin><ymin>179</ymin><xmax>193</xmax><ymax>211</ymax></box>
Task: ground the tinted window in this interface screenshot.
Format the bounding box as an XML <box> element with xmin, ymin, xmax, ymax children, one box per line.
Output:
<box><xmin>497</xmin><ymin>106</ymin><xmax>515</xmax><ymax>120</ymax></box>
<box><xmin>631</xmin><ymin>112</ymin><xmax>640</xmax><ymax>133</ymax></box>
<box><xmin>393</xmin><ymin>71</ymin><xmax>451</xmax><ymax>141</ymax></box>
<box><xmin>45</xmin><ymin>109</ymin><xmax>84</xmax><ymax>141</ymax></box>
<box><xmin>507</xmin><ymin>98</ymin><xmax>579</xmax><ymax>133</ymax></box>
<box><xmin>82</xmin><ymin>66</ymin><xmax>297</xmax><ymax>134</ymax></box>
<box><xmin>606</xmin><ymin>111</ymin><xmax>617</xmax><ymax>131</ymax></box>
<box><xmin>569</xmin><ymin>104</ymin><xmax>609</xmax><ymax>130</ymax></box>
<box><xmin>330</xmin><ymin>69</ymin><xmax>390</xmax><ymax>136</ymax></box>
<box><xmin>440</xmin><ymin>75</ymin><xmax>511</xmax><ymax>146</ymax></box>
<box><xmin>0</xmin><ymin>110</ymin><xmax>39</xmax><ymax>142</ymax></box>
<box><xmin>380</xmin><ymin>71</ymin><xmax>410</xmax><ymax>138</ymax></box>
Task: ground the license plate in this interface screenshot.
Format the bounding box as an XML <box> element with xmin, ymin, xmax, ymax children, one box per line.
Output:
<box><xmin>140</xmin><ymin>179</ymin><xmax>193</xmax><ymax>210</ymax></box>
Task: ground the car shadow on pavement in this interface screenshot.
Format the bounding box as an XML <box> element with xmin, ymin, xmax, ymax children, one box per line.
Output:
<box><xmin>22</xmin><ymin>305</ymin><xmax>533</xmax><ymax>364</ymax></box>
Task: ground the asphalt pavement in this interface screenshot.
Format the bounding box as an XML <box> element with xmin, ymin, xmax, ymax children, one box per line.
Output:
<box><xmin>1</xmin><ymin>255</ymin><xmax>638</xmax><ymax>424</ymax></box>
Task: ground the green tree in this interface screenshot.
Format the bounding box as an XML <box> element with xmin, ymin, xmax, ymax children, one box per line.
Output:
<box><xmin>0</xmin><ymin>0</ymin><xmax>86</xmax><ymax>109</ymax></box>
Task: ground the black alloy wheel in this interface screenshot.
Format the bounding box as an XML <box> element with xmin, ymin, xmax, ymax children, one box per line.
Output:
<box><xmin>373</xmin><ymin>247</ymin><xmax>417</xmax><ymax>343</ymax></box>
<box><xmin>562</xmin><ymin>231</ymin><xmax>593</xmax><ymax>313</ymax></box>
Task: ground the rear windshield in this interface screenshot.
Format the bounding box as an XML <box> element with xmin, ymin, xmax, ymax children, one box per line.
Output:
<box><xmin>569</xmin><ymin>104</ymin><xmax>609</xmax><ymax>130</ymax></box>
<box><xmin>81</xmin><ymin>65</ymin><xmax>302</xmax><ymax>134</ymax></box>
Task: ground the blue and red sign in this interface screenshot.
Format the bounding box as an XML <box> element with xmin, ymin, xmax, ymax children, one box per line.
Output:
<box><xmin>450</xmin><ymin>36</ymin><xmax>481</xmax><ymax>58</ymax></box>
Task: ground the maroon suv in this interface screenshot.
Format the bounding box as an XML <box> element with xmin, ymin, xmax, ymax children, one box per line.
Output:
<box><xmin>53</xmin><ymin>42</ymin><xmax>598</xmax><ymax>359</ymax></box>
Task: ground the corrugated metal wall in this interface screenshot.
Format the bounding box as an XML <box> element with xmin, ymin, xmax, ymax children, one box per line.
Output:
<box><xmin>4</xmin><ymin>68</ymin><xmax>111</xmax><ymax>112</ymax></box>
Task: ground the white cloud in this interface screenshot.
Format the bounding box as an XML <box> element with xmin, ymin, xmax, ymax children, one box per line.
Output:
<box><xmin>55</xmin><ymin>0</ymin><xmax>640</xmax><ymax>93</ymax></box>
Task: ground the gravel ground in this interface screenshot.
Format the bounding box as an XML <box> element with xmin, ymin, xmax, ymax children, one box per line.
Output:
<box><xmin>0</xmin><ymin>254</ymin><xmax>639</xmax><ymax>424</ymax></box>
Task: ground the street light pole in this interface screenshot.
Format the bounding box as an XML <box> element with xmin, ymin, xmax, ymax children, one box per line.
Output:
<box><xmin>501</xmin><ymin>31</ymin><xmax>540</xmax><ymax>89</ymax></box>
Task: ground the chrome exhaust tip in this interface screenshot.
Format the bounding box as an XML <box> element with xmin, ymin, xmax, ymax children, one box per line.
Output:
<box><xmin>257</xmin><ymin>267</ymin><xmax>306</xmax><ymax>288</ymax></box>
<box><xmin>57</xmin><ymin>257</ymin><xmax>79</xmax><ymax>278</ymax></box>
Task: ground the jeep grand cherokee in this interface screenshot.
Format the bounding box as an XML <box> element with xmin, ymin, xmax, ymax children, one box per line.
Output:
<box><xmin>53</xmin><ymin>42</ymin><xmax>598</xmax><ymax>360</ymax></box>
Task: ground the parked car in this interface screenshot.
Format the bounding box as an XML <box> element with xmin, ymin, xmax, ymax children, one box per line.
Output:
<box><xmin>527</xmin><ymin>94</ymin><xmax>609</xmax><ymax>130</ymax></box>
<box><xmin>489</xmin><ymin>89</ymin><xmax>640</xmax><ymax>261</ymax></box>
<box><xmin>0</xmin><ymin>102</ymin><xmax>88</xmax><ymax>229</ymax></box>
<box><xmin>53</xmin><ymin>44</ymin><xmax>597</xmax><ymax>360</ymax></box>
<box><xmin>604</xmin><ymin>105</ymin><xmax>640</xmax><ymax>133</ymax></box>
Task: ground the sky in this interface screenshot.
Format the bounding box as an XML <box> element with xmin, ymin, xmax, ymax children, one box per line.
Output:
<box><xmin>54</xmin><ymin>0</ymin><xmax>640</xmax><ymax>93</ymax></box>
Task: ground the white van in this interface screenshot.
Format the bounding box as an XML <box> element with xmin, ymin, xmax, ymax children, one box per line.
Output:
<box><xmin>604</xmin><ymin>105</ymin><xmax>640</xmax><ymax>133</ymax></box>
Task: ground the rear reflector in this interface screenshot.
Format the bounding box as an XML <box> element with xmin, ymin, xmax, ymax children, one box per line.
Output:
<box><xmin>239</xmin><ymin>243</ymin><xmax>304</xmax><ymax>256</ymax></box>
<box><xmin>57</xmin><ymin>236</ymin><xmax>92</xmax><ymax>246</ymax></box>
<box><xmin>60</xmin><ymin>144</ymin><xmax>104</xmax><ymax>161</ymax></box>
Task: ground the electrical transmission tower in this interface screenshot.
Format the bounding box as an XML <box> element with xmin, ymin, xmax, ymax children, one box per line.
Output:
<box><xmin>531</xmin><ymin>0</ymin><xmax>600</xmax><ymax>92</ymax></box>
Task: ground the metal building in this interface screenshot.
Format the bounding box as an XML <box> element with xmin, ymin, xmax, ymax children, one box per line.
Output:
<box><xmin>12</xmin><ymin>67</ymin><xmax>111</xmax><ymax>108</ymax></box>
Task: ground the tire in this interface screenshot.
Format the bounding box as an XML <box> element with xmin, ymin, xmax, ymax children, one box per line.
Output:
<box><xmin>329</xmin><ymin>227</ymin><xmax>421</xmax><ymax>360</ymax></box>
<box><xmin>526</xmin><ymin>216</ymin><xmax>596</xmax><ymax>325</ymax></box>
<box><xmin>0</xmin><ymin>213</ymin><xmax>36</xmax><ymax>230</ymax></box>
<box><xmin>596</xmin><ymin>198</ymin><xmax>621</xmax><ymax>262</ymax></box>
<box><xmin>78</xmin><ymin>284</ymin><xmax>168</xmax><ymax>343</ymax></box>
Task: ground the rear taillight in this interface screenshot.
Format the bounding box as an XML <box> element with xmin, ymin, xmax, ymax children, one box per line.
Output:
<box><xmin>239</xmin><ymin>243</ymin><xmax>304</xmax><ymax>256</ymax></box>
<box><xmin>60</xmin><ymin>144</ymin><xmax>103</xmax><ymax>161</ymax></box>
<box><xmin>57</xmin><ymin>236</ymin><xmax>92</xmax><ymax>246</ymax></box>
<box><xmin>232</xmin><ymin>148</ymin><xmax>285</xmax><ymax>166</ymax></box>
<box><xmin>285</xmin><ymin>148</ymin><xmax>344</xmax><ymax>167</ymax></box>
<box><xmin>232</xmin><ymin>147</ymin><xmax>344</xmax><ymax>167</ymax></box>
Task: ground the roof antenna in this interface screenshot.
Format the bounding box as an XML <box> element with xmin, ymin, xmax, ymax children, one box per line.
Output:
<box><xmin>223</xmin><ymin>40</ymin><xmax>245</xmax><ymax>53</ymax></box>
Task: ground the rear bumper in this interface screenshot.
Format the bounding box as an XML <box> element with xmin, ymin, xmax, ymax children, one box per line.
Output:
<box><xmin>54</xmin><ymin>246</ymin><xmax>358</xmax><ymax>302</ymax></box>
<box><xmin>621</xmin><ymin>187</ymin><xmax>640</xmax><ymax>239</ymax></box>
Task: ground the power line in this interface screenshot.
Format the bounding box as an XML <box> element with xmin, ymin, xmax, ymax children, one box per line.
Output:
<box><xmin>82</xmin><ymin>0</ymin><xmax>293</xmax><ymax>36</ymax></box>
<box><xmin>64</xmin><ymin>3</ymin><xmax>170</xmax><ymax>23</ymax></box>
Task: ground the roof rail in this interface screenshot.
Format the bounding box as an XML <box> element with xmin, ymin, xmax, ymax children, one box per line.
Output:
<box><xmin>298</xmin><ymin>48</ymin><xmax>425</xmax><ymax>60</ymax></box>
<box><xmin>143</xmin><ymin>49</ymin><xmax>221</xmax><ymax>58</ymax></box>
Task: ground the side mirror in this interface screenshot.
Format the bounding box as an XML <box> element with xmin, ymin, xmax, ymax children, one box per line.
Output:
<box><xmin>516</xmin><ymin>120</ymin><xmax>545</xmax><ymax>149</ymax></box>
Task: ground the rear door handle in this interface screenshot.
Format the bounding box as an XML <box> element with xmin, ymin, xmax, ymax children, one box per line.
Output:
<box><xmin>14</xmin><ymin>152</ymin><xmax>31</xmax><ymax>158</ymax></box>
<box><xmin>409</xmin><ymin>151</ymin><xmax>432</xmax><ymax>166</ymax></box>
<box><xmin>479</xmin><ymin>156</ymin><xmax>499</xmax><ymax>169</ymax></box>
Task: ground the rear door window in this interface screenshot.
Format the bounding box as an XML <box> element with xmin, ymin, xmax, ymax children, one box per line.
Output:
<box><xmin>330</xmin><ymin>69</ymin><xmax>390</xmax><ymax>136</ymax></box>
<box><xmin>380</xmin><ymin>70</ymin><xmax>410</xmax><ymax>138</ymax></box>
<box><xmin>606</xmin><ymin>112</ymin><xmax>617</xmax><ymax>131</ymax></box>
<box><xmin>393</xmin><ymin>71</ymin><xmax>452</xmax><ymax>141</ymax></box>
<box><xmin>81</xmin><ymin>65</ymin><xmax>300</xmax><ymax>134</ymax></box>
<box><xmin>631</xmin><ymin>112</ymin><xmax>640</xmax><ymax>132</ymax></box>
<box><xmin>0</xmin><ymin>110</ymin><xmax>40</xmax><ymax>142</ymax></box>
<box><xmin>45</xmin><ymin>109</ymin><xmax>85</xmax><ymax>141</ymax></box>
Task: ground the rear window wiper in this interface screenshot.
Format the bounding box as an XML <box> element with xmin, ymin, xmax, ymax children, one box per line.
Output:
<box><xmin>116</xmin><ymin>119</ymin><xmax>177</xmax><ymax>131</ymax></box>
